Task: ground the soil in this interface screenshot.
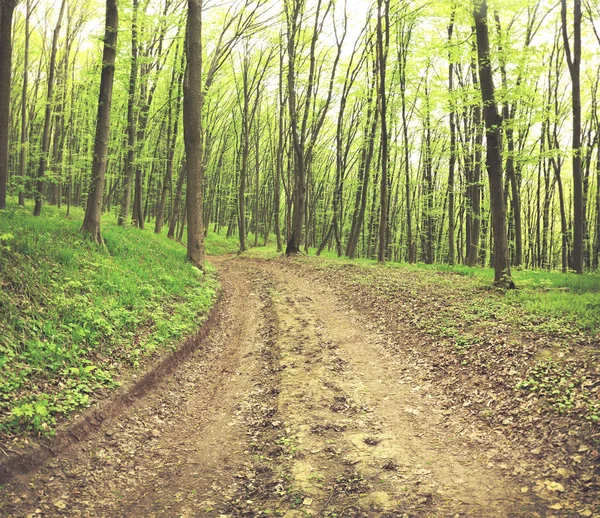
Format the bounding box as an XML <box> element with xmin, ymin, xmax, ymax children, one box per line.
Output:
<box><xmin>0</xmin><ymin>256</ymin><xmax>595</xmax><ymax>517</ymax></box>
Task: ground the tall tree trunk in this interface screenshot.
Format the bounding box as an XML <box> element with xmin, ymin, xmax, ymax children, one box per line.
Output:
<box><xmin>17</xmin><ymin>0</ymin><xmax>32</xmax><ymax>207</ymax></box>
<box><xmin>474</xmin><ymin>0</ymin><xmax>514</xmax><ymax>288</ymax></box>
<box><xmin>81</xmin><ymin>0</ymin><xmax>118</xmax><ymax>242</ymax></box>
<box><xmin>118</xmin><ymin>0</ymin><xmax>138</xmax><ymax>226</ymax></box>
<box><xmin>155</xmin><ymin>49</ymin><xmax>183</xmax><ymax>234</ymax></box>
<box><xmin>274</xmin><ymin>41</ymin><xmax>284</xmax><ymax>252</ymax></box>
<box><xmin>184</xmin><ymin>0</ymin><xmax>205</xmax><ymax>269</ymax></box>
<box><xmin>285</xmin><ymin>0</ymin><xmax>307</xmax><ymax>254</ymax></box>
<box><xmin>346</xmin><ymin>60</ymin><xmax>377</xmax><ymax>259</ymax></box>
<box><xmin>561</xmin><ymin>0</ymin><xmax>583</xmax><ymax>272</ymax></box>
<box><xmin>0</xmin><ymin>0</ymin><xmax>18</xmax><ymax>209</ymax></box>
<box><xmin>376</xmin><ymin>0</ymin><xmax>389</xmax><ymax>263</ymax></box>
<box><xmin>33</xmin><ymin>0</ymin><xmax>67</xmax><ymax>216</ymax></box>
<box><xmin>447</xmin><ymin>12</ymin><xmax>456</xmax><ymax>265</ymax></box>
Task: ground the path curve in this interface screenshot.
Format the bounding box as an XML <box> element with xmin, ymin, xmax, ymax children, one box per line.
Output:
<box><xmin>0</xmin><ymin>256</ymin><xmax>541</xmax><ymax>517</ymax></box>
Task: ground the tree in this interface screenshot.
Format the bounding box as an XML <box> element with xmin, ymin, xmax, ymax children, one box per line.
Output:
<box><xmin>284</xmin><ymin>0</ymin><xmax>337</xmax><ymax>254</ymax></box>
<box><xmin>17</xmin><ymin>0</ymin><xmax>33</xmax><ymax>207</ymax></box>
<box><xmin>376</xmin><ymin>0</ymin><xmax>390</xmax><ymax>263</ymax></box>
<box><xmin>81</xmin><ymin>0</ymin><xmax>118</xmax><ymax>242</ymax></box>
<box><xmin>184</xmin><ymin>0</ymin><xmax>204</xmax><ymax>269</ymax></box>
<box><xmin>561</xmin><ymin>0</ymin><xmax>583</xmax><ymax>273</ymax></box>
<box><xmin>474</xmin><ymin>0</ymin><xmax>514</xmax><ymax>288</ymax></box>
<box><xmin>0</xmin><ymin>0</ymin><xmax>19</xmax><ymax>210</ymax></box>
<box><xmin>118</xmin><ymin>0</ymin><xmax>139</xmax><ymax>227</ymax></box>
<box><xmin>33</xmin><ymin>0</ymin><xmax>66</xmax><ymax>216</ymax></box>
<box><xmin>447</xmin><ymin>9</ymin><xmax>456</xmax><ymax>265</ymax></box>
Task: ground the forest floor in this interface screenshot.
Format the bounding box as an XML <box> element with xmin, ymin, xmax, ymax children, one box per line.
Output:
<box><xmin>0</xmin><ymin>254</ymin><xmax>598</xmax><ymax>517</ymax></box>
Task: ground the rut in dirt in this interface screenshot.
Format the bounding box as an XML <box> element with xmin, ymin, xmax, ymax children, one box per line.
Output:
<box><xmin>0</xmin><ymin>256</ymin><xmax>543</xmax><ymax>517</ymax></box>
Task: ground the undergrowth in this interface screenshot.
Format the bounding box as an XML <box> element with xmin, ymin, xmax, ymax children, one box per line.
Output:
<box><xmin>0</xmin><ymin>203</ymin><xmax>218</xmax><ymax>438</ymax></box>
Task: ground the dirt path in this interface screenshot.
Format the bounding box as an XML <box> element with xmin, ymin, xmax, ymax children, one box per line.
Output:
<box><xmin>1</xmin><ymin>257</ymin><xmax>545</xmax><ymax>517</ymax></box>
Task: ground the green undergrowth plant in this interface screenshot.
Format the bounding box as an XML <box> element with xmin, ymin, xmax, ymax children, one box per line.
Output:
<box><xmin>0</xmin><ymin>202</ymin><xmax>218</xmax><ymax>438</ymax></box>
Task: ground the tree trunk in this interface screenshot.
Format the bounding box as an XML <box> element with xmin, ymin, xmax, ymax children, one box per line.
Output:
<box><xmin>17</xmin><ymin>0</ymin><xmax>32</xmax><ymax>207</ymax></box>
<box><xmin>168</xmin><ymin>161</ymin><xmax>186</xmax><ymax>239</ymax></box>
<box><xmin>33</xmin><ymin>0</ymin><xmax>67</xmax><ymax>216</ymax></box>
<box><xmin>274</xmin><ymin>42</ymin><xmax>284</xmax><ymax>252</ymax></box>
<box><xmin>0</xmin><ymin>0</ymin><xmax>18</xmax><ymax>209</ymax></box>
<box><xmin>561</xmin><ymin>0</ymin><xmax>583</xmax><ymax>273</ymax></box>
<box><xmin>376</xmin><ymin>0</ymin><xmax>389</xmax><ymax>264</ymax></box>
<box><xmin>447</xmin><ymin>12</ymin><xmax>456</xmax><ymax>265</ymax></box>
<box><xmin>118</xmin><ymin>0</ymin><xmax>138</xmax><ymax>226</ymax></box>
<box><xmin>184</xmin><ymin>0</ymin><xmax>205</xmax><ymax>269</ymax></box>
<box><xmin>81</xmin><ymin>0</ymin><xmax>118</xmax><ymax>243</ymax></box>
<box><xmin>474</xmin><ymin>0</ymin><xmax>514</xmax><ymax>288</ymax></box>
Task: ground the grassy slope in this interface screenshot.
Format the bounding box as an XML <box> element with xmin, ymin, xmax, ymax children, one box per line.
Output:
<box><xmin>0</xmin><ymin>203</ymin><xmax>233</xmax><ymax>439</ymax></box>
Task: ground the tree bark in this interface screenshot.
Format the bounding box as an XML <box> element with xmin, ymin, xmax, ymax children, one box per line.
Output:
<box><xmin>81</xmin><ymin>0</ymin><xmax>118</xmax><ymax>242</ymax></box>
<box><xmin>376</xmin><ymin>0</ymin><xmax>389</xmax><ymax>264</ymax></box>
<box><xmin>561</xmin><ymin>0</ymin><xmax>583</xmax><ymax>273</ymax></box>
<box><xmin>474</xmin><ymin>0</ymin><xmax>514</xmax><ymax>288</ymax></box>
<box><xmin>118</xmin><ymin>0</ymin><xmax>138</xmax><ymax>226</ymax></box>
<box><xmin>17</xmin><ymin>0</ymin><xmax>32</xmax><ymax>207</ymax></box>
<box><xmin>33</xmin><ymin>0</ymin><xmax>67</xmax><ymax>216</ymax></box>
<box><xmin>0</xmin><ymin>0</ymin><xmax>18</xmax><ymax>209</ymax></box>
<box><xmin>447</xmin><ymin>13</ymin><xmax>456</xmax><ymax>265</ymax></box>
<box><xmin>184</xmin><ymin>0</ymin><xmax>205</xmax><ymax>269</ymax></box>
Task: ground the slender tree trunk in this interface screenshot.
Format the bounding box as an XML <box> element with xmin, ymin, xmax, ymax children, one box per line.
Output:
<box><xmin>0</xmin><ymin>0</ymin><xmax>18</xmax><ymax>209</ymax></box>
<box><xmin>184</xmin><ymin>0</ymin><xmax>205</xmax><ymax>268</ymax></box>
<box><xmin>376</xmin><ymin>0</ymin><xmax>389</xmax><ymax>263</ymax></box>
<box><xmin>347</xmin><ymin>61</ymin><xmax>377</xmax><ymax>259</ymax></box>
<box><xmin>33</xmin><ymin>0</ymin><xmax>67</xmax><ymax>216</ymax></box>
<box><xmin>274</xmin><ymin>42</ymin><xmax>284</xmax><ymax>252</ymax></box>
<box><xmin>593</xmin><ymin>133</ymin><xmax>600</xmax><ymax>269</ymax></box>
<box><xmin>155</xmin><ymin>46</ymin><xmax>183</xmax><ymax>234</ymax></box>
<box><xmin>474</xmin><ymin>0</ymin><xmax>514</xmax><ymax>288</ymax></box>
<box><xmin>81</xmin><ymin>0</ymin><xmax>118</xmax><ymax>242</ymax></box>
<box><xmin>17</xmin><ymin>0</ymin><xmax>32</xmax><ymax>207</ymax></box>
<box><xmin>285</xmin><ymin>0</ymin><xmax>307</xmax><ymax>254</ymax></box>
<box><xmin>447</xmin><ymin>12</ymin><xmax>456</xmax><ymax>265</ymax></box>
<box><xmin>561</xmin><ymin>0</ymin><xmax>583</xmax><ymax>272</ymax></box>
<box><xmin>118</xmin><ymin>0</ymin><xmax>138</xmax><ymax>226</ymax></box>
<box><xmin>168</xmin><ymin>161</ymin><xmax>186</xmax><ymax>239</ymax></box>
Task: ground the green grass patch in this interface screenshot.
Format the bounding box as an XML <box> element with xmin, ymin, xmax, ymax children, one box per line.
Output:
<box><xmin>0</xmin><ymin>202</ymin><xmax>218</xmax><ymax>438</ymax></box>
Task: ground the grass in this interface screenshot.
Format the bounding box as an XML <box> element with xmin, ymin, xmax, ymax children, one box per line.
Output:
<box><xmin>0</xmin><ymin>202</ymin><xmax>218</xmax><ymax>438</ymax></box>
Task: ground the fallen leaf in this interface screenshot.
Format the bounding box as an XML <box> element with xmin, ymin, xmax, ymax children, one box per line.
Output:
<box><xmin>53</xmin><ymin>500</ymin><xmax>67</xmax><ymax>510</ymax></box>
<box><xmin>520</xmin><ymin>486</ymin><xmax>529</xmax><ymax>493</ymax></box>
<box><xmin>544</xmin><ymin>480</ymin><xmax>565</xmax><ymax>492</ymax></box>
<box><xmin>548</xmin><ymin>503</ymin><xmax>563</xmax><ymax>510</ymax></box>
<box><xmin>303</xmin><ymin>497</ymin><xmax>313</xmax><ymax>506</ymax></box>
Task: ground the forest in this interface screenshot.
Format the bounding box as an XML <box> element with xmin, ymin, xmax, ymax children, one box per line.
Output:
<box><xmin>0</xmin><ymin>0</ymin><xmax>599</xmax><ymax>516</ymax></box>
<box><xmin>0</xmin><ymin>0</ymin><xmax>598</xmax><ymax>279</ymax></box>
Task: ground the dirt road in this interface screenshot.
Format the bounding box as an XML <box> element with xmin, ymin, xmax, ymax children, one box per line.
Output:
<box><xmin>1</xmin><ymin>257</ymin><xmax>544</xmax><ymax>517</ymax></box>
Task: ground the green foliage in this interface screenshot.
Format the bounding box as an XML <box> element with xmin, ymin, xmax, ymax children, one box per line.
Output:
<box><xmin>516</xmin><ymin>360</ymin><xmax>599</xmax><ymax>422</ymax></box>
<box><xmin>0</xmin><ymin>203</ymin><xmax>218</xmax><ymax>437</ymax></box>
